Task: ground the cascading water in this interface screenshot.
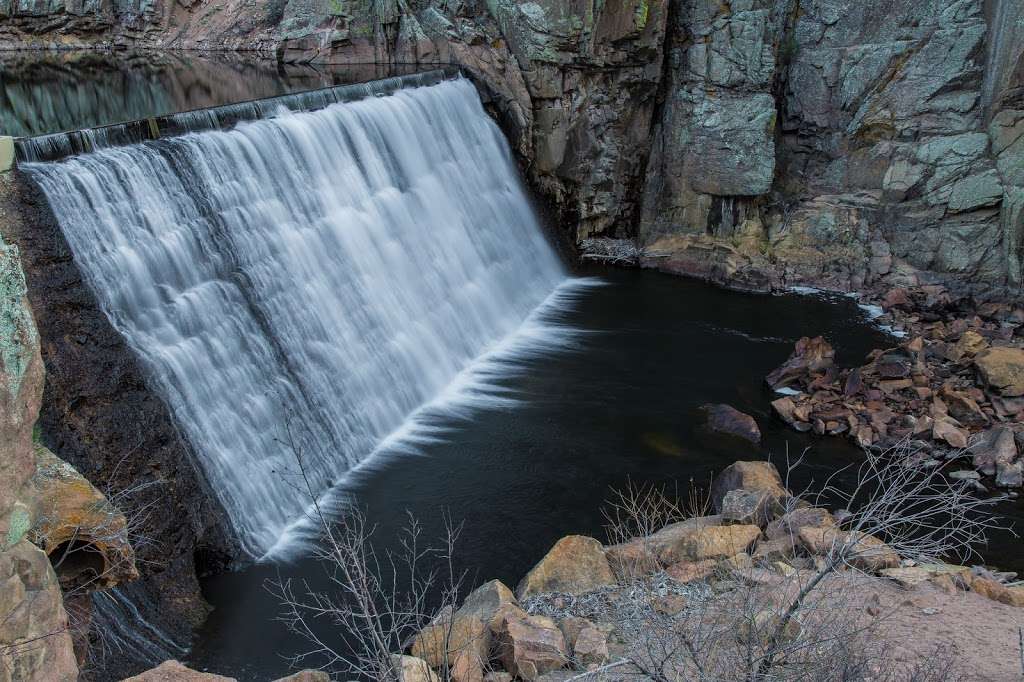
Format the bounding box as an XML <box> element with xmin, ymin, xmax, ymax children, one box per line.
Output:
<box><xmin>24</xmin><ymin>76</ymin><xmax>571</xmax><ymax>557</ymax></box>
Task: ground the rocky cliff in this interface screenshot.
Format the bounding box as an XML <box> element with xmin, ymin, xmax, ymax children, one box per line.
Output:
<box><xmin>3</xmin><ymin>0</ymin><xmax>1022</xmax><ymax>295</ymax></box>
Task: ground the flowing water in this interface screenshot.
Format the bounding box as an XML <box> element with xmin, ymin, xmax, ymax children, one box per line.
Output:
<box><xmin>24</xmin><ymin>76</ymin><xmax>568</xmax><ymax>557</ymax></box>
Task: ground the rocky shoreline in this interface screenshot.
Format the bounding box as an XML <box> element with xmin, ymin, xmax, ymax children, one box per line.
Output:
<box><xmin>766</xmin><ymin>284</ymin><xmax>1024</xmax><ymax>494</ymax></box>
<box><xmin>139</xmin><ymin>459</ymin><xmax>1024</xmax><ymax>681</ymax></box>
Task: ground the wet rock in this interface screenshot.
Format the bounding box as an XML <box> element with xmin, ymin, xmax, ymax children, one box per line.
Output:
<box><xmin>495</xmin><ymin>612</ymin><xmax>568</xmax><ymax>680</ymax></box>
<box><xmin>122</xmin><ymin>660</ymin><xmax>233</xmax><ymax>681</ymax></box>
<box><xmin>969</xmin><ymin>427</ymin><xmax>1018</xmax><ymax>477</ymax></box>
<box><xmin>975</xmin><ymin>347</ymin><xmax>1024</xmax><ymax>396</ymax></box>
<box><xmin>766</xmin><ymin>337</ymin><xmax>835</xmax><ymax>390</ymax></box>
<box><xmin>711</xmin><ymin>461</ymin><xmax>789</xmax><ymax>516</ymax></box>
<box><xmin>797</xmin><ymin>527</ymin><xmax>900</xmax><ymax>573</ymax></box>
<box><xmin>700</xmin><ymin>403</ymin><xmax>761</xmax><ymax>445</ymax></box>
<box><xmin>516</xmin><ymin>536</ymin><xmax>615</xmax><ymax>599</ymax></box>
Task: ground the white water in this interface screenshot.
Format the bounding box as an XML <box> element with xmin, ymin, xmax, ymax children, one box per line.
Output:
<box><xmin>26</xmin><ymin>77</ymin><xmax>569</xmax><ymax>557</ymax></box>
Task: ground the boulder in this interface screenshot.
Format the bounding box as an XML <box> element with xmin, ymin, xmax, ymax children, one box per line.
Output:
<box><xmin>409</xmin><ymin>611</ymin><xmax>489</xmax><ymax>671</ymax></box>
<box><xmin>766</xmin><ymin>337</ymin><xmax>835</xmax><ymax>389</ymax></box>
<box><xmin>939</xmin><ymin>388</ymin><xmax>988</xmax><ymax>427</ymax></box>
<box><xmin>751</xmin><ymin>536</ymin><xmax>799</xmax><ymax>563</ymax></box>
<box><xmin>933</xmin><ymin>418</ymin><xmax>968</xmax><ymax>448</ymax></box>
<box><xmin>700</xmin><ymin>403</ymin><xmax>761</xmax><ymax>445</ymax></box>
<box><xmin>516</xmin><ymin>536</ymin><xmax>615</xmax><ymax>599</ymax></box>
<box><xmin>971</xmin><ymin>577</ymin><xmax>1024</xmax><ymax>607</ymax></box>
<box><xmin>571</xmin><ymin>624</ymin><xmax>609</xmax><ymax>667</ymax></box>
<box><xmin>456</xmin><ymin>579</ymin><xmax>519</xmax><ymax>633</ymax></box>
<box><xmin>495</xmin><ymin>612</ymin><xmax>568</xmax><ymax>680</ymax></box>
<box><xmin>878</xmin><ymin>564</ymin><xmax>971</xmax><ymax>588</ymax></box>
<box><xmin>720</xmin><ymin>488</ymin><xmax>784</xmax><ymax>526</ymax></box>
<box><xmin>605</xmin><ymin>515</ymin><xmax>725</xmax><ymax>578</ymax></box>
<box><xmin>710</xmin><ymin>461</ymin><xmax>789</xmax><ymax>516</ymax></box>
<box><xmin>975</xmin><ymin>347</ymin><xmax>1024</xmax><ymax>396</ymax></box>
<box><xmin>661</xmin><ymin>524</ymin><xmax>761</xmax><ymax>564</ymax></box>
<box><xmin>797</xmin><ymin>527</ymin><xmax>899</xmax><ymax>573</ymax></box>
<box><xmin>391</xmin><ymin>655</ymin><xmax>441</xmax><ymax>682</ymax></box>
<box><xmin>122</xmin><ymin>661</ymin><xmax>234</xmax><ymax>681</ymax></box>
<box><xmin>952</xmin><ymin>330</ymin><xmax>988</xmax><ymax>359</ymax></box>
<box><xmin>765</xmin><ymin>507</ymin><xmax>835</xmax><ymax>540</ymax></box>
<box><xmin>969</xmin><ymin>426</ymin><xmax>1018</xmax><ymax>476</ymax></box>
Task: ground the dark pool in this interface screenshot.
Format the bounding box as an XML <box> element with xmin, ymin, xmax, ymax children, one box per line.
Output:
<box><xmin>184</xmin><ymin>266</ymin><xmax>1021</xmax><ymax>681</ymax></box>
<box><xmin>0</xmin><ymin>51</ymin><xmax>428</xmax><ymax>138</ymax></box>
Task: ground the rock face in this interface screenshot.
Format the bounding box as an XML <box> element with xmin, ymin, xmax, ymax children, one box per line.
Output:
<box><xmin>0</xmin><ymin>168</ymin><xmax>233</xmax><ymax>676</ymax></box>
<box><xmin>0</xmin><ymin>227</ymin><xmax>78</xmax><ymax>681</ymax></box>
<box><xmin>2</xmin><ymin>0</ymin><xmax>1023</xmax><ymax>296</ymax></box>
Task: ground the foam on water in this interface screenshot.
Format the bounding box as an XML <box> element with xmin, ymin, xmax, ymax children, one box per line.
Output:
<box><xmin>25</xmin><ymin>77</ymin><xmax>571</xmax><ymax>557</ymax></box>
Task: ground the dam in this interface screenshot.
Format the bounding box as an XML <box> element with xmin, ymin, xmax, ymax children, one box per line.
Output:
<box><xmin>17</xmin><ymin>70</ymin><xmax>569</xmax><ymax>557</ymax></box>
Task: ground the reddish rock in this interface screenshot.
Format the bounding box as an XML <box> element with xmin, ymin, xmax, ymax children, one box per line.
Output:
<box><xmin>516</xmin><ymin>536</ymin><xmax>615</xmax><ymax>599</ymax></box>
<box><xmin>766</xmin><ymin>336</ymin><xmax>835</xmax><ymax>390</ymax></box>
<box><xmin>710</xmin><ymin>461</ymin><xmax>789</xmax><ymax>515</ymax></box>
<box><xmin>700</xmin><ymin>403</ymin><xmax>761</xmax><ymax>445</ymax></box>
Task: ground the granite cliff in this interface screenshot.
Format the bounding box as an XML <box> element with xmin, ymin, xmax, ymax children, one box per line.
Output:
<box><xmin>1</xmin><ymin>0</ymin><xmax>1022</xmax><ymax>298</ymax></box>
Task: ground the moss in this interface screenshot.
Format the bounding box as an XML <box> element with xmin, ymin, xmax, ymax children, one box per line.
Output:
<box><xmin>634</xmin><ymin>0</ymin><xmax>648</xmax><ymax>31</ymax></box>
<box><xmin>5</xmin><ymin>503</ymin><xmax>30</xmax><ymax>550</ymax></box>
<box><xmin>0</xmin><ymin>241</ymin><xmax>37</xmax><ymax>398</ymax></box>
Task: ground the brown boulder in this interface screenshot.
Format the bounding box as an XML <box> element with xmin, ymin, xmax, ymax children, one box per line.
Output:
<box><xmin>605</xmin><ymin>515</ymin><xmax>725</xmax><ymax>577</ymax></box>
<box><xmin>797</xmin><ymin>527</ymin><xmax>899</xmax><ymax>572</ymax></box>
<box><xmin>971</xmin><ymin>577</ymin><xmax>1024</xmax><ymax>607</ymax></box>
<box><xmin>700</xmin><ymin>403</ymin><xmax>761</xmax><ymax>445</ymax></box>
<box><xmin>766</xmin><ymin>336</ymin><xmax>835</xmax><ymax>389</ymax></box>
<box><xmin>720</xmin><ymin>488</ymin><xmax>785</xmax><ymax>527</ymax></box>
<box><xmin>409</xmin><ymin>611</ymin><xmax>489</xmax><ymax>671</ymax></box>
<box><xmin>457</xmin><ymin>579</ymin><xmax>519</xmax><ymax>633</ymax></box>
<box><xmin>765</xmin><ymin>507</ymin><xmax>834</xmax><ymax>540</ymax></box>
<box><xmin>940</xmin><ymin>387</ymin><xmax>988</xmax><ymax>428</ymax></box>
<box><xmin>710</xmin><ymin>461</ymin><xmax>789</xmax><ymax>515</ymax></box>
<box><xmin>391</xmin><ymin>655</ymin><xmax>441</xmax><ymax>682</ymax></box>
<box><xmin>975</xmin><ymin>347</ymin><xmax>1024</xmax><ymax>396</ymax></box>
<box><xmin>661</xmin><ymin>524</ymin><xmax>761</xmax><ymax>564</ymax></box>
<box><xmin>495</xmin><ymin>612</ymin><xmax>568</xmax><ymax>680</ymax></box>
<box><xmin>969</xmin><ymin>427</ymin><xmax>1018</xmax><ymax>477</ymax></box>
<box><xmin>933</xmin><ymin>419</ymin><xmax>968</xmax><ymax>449</ymax></box>
<box><xmin>516</xmin><ymin>536</ymin><xmax>615</xmax><ymax>599</ymax></box>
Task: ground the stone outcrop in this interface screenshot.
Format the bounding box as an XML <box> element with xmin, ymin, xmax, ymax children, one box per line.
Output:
<box><xmin>0</xmin><ymin>165</ymin><xmax>232</xmax><ymax>677</ymax></box>
<box><xmin>2</xmin><ymin>1</ymin><xmax>1023</xmax><ymax>297</ymax></box>
<box><xmin>0</xmin><ymin>229</ymin><xmax>78</xmax><ymax>681</ymax></box>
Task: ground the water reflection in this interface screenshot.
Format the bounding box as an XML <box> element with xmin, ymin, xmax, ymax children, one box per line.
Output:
<box><xmin>0</xmin><ymin>50</ymin><xmax>420</xmax><ymax>137</ymax></box>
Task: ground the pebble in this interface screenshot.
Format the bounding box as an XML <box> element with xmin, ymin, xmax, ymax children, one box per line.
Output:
<box><xmin>949</xmin><ymin>470</ymin><xmax>981</xmax><ymax>480</ymax></box>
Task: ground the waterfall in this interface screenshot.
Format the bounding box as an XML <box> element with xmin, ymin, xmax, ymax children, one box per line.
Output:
<box><xmin>24</xmin><ymin>77</ymin><xmax>570</xmax><ymax>557</ymax></box>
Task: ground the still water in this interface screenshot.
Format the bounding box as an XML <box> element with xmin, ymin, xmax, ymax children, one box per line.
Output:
<box><xmin>0</xmin><ymin>50</ymin><xmax>419</xmax><ymax>137</ymax></box>
<box><xmin>187</xmin><ymin>267</ymin><xmax>1019</xmax><ymax>681</ymax></box>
